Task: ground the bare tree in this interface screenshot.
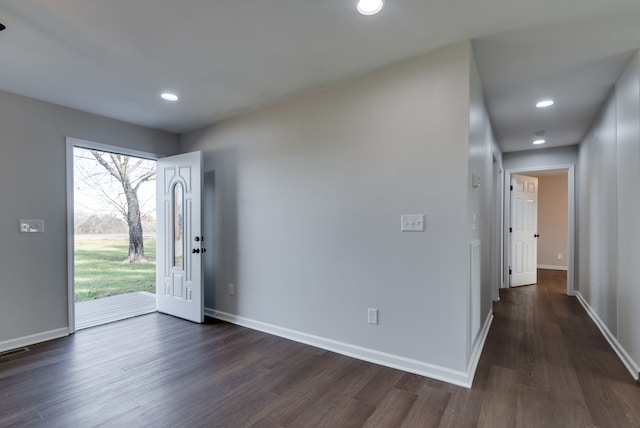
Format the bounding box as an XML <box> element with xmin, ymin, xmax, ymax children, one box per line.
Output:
<box><xmin>74</xmin><ymin>148</ymin><xmax>155</xmax><ymax>263</ymax></box>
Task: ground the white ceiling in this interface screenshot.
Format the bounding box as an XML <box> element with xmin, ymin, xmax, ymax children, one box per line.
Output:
<box><xmin>0</xmin><ymin>0</ymin><xmax>639</xmax><ymax>152</ymax></box>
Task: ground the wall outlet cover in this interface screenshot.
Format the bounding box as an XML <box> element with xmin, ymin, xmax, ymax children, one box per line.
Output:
<box><xmin>368</xmin><ymin>308</ymin><xmax>378</xmax><ymax>325</ymax></box>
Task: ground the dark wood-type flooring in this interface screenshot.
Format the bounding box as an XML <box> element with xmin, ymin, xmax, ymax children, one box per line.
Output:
<box><xmin>1</xmin><ymin>270</ymin><xmax>639</xmax><ymax>427</ymax></box>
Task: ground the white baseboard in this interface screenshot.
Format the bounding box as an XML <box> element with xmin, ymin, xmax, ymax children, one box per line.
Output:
<box><xmin>0</xmin><ymin>328</ymin><xmax>69</xmax><ymax>353</ymax></box>
<box><xmin>204</xmin><ymin>307</ymin><xmax>217</xmax><ymax>319</ymax></box>
<box><xmin>467</xmin><ymin>312</ymin><xmax>493</xmax><ymax>386</ymax></box>
<box><xmin>537</xmin><ymin>264</ymin><xmax>568</xmax><ymax>271</ymax></box>
<box><xmin>575</xmin><ymin>292</ymin><xmax>640</xmax><ymax>382</ymax></box>
<box><xmin>206</xmin><ymin>307</ymin><xmax>486</xmax><ymax>388</ymax></box>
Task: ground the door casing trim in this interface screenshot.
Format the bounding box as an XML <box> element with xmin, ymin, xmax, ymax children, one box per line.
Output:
<box><xmin>503</xmin><ymin>164</ymin><xmax>575</xmax><ymax>296</ymax></box>
<box><xmin>65</xmin><ymin>137</ymin><xmax>163</xmax><ymax>334</ymax></box>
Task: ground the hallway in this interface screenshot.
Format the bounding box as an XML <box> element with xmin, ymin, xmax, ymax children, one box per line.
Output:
<box><xmin>474</xmin><ymin>269</ymin><xmax>640</xmax><ymax>426</ymax></box>
<box><xmin>0</xmin><ymin>270</ymin><xmax>638</xmax><ymax>426</ymax></box>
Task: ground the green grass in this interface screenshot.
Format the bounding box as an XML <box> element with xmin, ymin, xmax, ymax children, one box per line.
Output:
<box><xmin>74</xmin><ymin>237</ymin><xmax>156</xmax><ymax>302</ymax></box>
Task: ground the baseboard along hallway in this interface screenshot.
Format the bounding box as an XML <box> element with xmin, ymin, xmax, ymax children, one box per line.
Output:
<box><xmin>1</xmin><ymin>270</ymin><xmax>638</xmax><ymax>426</ymax></box>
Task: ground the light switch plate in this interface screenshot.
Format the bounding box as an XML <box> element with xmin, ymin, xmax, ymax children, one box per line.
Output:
<box><xmin>401</xmin><ymin>214</ymin><xmax>425</xmax><ymax>232</ymax></box>
<box><xmin>19</xmin><ymin>219</ymin><xmax>44</xmax><ymax>233</ymax></box>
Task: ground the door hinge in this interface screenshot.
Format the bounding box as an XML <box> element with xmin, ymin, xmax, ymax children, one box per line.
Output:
<box><xmin>509</xmin><ymin>227</ymin><xmax>512</xmax><ymax>233</ymax></box>
<box><xmin>509</xmin><ymin>268</ymin><xmax>512</xmax><ymax>275</ymax></box>
<box><xmin>510</xmin><ymin>185</ymin><xmax>513</xmax><ymax>191</ymax></box>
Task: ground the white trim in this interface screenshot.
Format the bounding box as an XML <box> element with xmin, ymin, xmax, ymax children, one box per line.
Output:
<box><xmin>467</xmin><ymin>312</ymin><xmax>494</xmax><ymax>386</ymax></box>
<box><xmin>67</xmin><ymin>137</ymin><xmax>165</xmax><ymax>161</ymax></box>
<box><xmin>492</xmin><ymin>158</ymin><xmax>504</xmax><ymax>298</ymax></box>
<box><xmin>66</xmin><ymin>140</ymin><xmax>75</xmax><ymax>334</ymax></box>
<box><xmin>206</xmin><ymin>308</ymin><xmax>488</xmax><ymax>388</ymax></box>
<box><xmin>537</xmin><ymin>264</ymin><xmax>568</xmax><ymax>271</ymax></box>
<box><xmin>0</xmin><ymin>328</ymin><xmax>68</xmax><ymax>353</ymax></box>
<box><xmin>469</xmin><ymin>240</ymin><xmax>482</xmax><ymax>343</ymax></box>
<box><xmin>66</xmin><ymin>137</ymin><xmax>162</xmax><ymax>333</ymax></box>
<box><xmin>567</xmin><ymin>165</ymin><xmax>576</xmax><ymax>296</ymax></box>
<box><xmin>575</xmin><ymin>292</ymin><xmax>640</xmax><ymax>382</ymax></box>
<box><xmin>504</xmin><ymin>164</ymin><xmax>576</xmax><ymax>296</ymax></box>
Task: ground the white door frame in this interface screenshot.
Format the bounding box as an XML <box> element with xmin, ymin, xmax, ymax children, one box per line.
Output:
<box><xmin>65</xmin><ymin>137</ymin><xmax>164</xmax><ymax>334</ymax></box>
<box><xmin>503</xmin><ymin>164</ymin><xmax>576</xmax><ymax>296</ymax></box>
<box><xmin>491</xmin><ymin>155</ymin><xmax>504</xmax><ymax>301</ymax></box>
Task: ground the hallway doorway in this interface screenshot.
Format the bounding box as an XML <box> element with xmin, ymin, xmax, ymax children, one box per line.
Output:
<box><xmin>504</xmin><ymin>165</ymin><xmax>575</xmax><ymax>295</ymax></box>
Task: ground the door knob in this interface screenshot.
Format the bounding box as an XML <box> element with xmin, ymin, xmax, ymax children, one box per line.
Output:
<box><xmin>192</xmin><ymin>248</ymin><xmax>200</xmax><ymax>254</ymax></box>
<box><xmin>194</xmin><ymin>237</ymin><xmax>200</xmax><ymax>242</ymax></box>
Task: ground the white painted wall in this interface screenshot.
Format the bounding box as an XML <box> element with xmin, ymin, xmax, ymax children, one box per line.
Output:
<box><xmin>0</xmin><ymin>90</ymin><xmax>179</xmax><ymax>348</ymax></box>
<box><xmin>182</xmin><ymin>42</ymin><xmax>490</xmax><ymax>381</ymax></box>
<box><xmin>577</xmin><ymin>50</ymin><xmax>640</xmax><ymax>378</ymax></box>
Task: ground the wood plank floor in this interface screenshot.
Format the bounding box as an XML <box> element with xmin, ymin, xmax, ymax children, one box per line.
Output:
<box><xmin>75</xmin><ymin>292</ymin><xmax>157</xmax><ymax>330</ymax></box>
<box><xmin>1</xmin><ymin>270</ymin><xmax>639</xmax><ymax>427</ymax></box>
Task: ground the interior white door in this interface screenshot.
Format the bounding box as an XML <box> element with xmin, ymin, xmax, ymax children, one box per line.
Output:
<box><xmin>156</xmin><ymin>151</ymin><xmax>204</xmax><ymax>323</ymax></box>
<box><xmin>510</xmin><ymin>174</ymin><xmax>538</xmax><ymax>287</ymax></box>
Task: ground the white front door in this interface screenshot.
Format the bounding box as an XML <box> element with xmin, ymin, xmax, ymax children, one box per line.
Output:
<box><xmin>510</xmin><ymin>174</ymin><xmax>538</xmax><ymax>287</ymax></box>
<box><xmin>156</xmin><ymin>151</ymin><xmax>204</xmax><ymax>323</ymax></box>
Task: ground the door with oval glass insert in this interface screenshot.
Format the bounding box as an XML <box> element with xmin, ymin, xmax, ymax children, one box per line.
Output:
<box><xmin>156</xmin><ymin>151</ymin><xmax>203</xmax><ymax>322</ymax></box>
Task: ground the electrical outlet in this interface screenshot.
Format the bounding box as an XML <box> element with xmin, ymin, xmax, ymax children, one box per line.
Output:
<box><xmin>368</xmin><ymin>308</ymin><xmax>378</xmax><ymax>325</ymax></box>
<box><xmin>228</xmin><ymin>283</ymin><xmax>235</xmax><ymax>296</ymax></box>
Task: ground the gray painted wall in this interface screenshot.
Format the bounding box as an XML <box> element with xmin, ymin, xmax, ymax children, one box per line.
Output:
<box><xmin>503</xmin><ymin>146</ymin><xmax>578</xmax><ymax>170</ymax></box>
<box><xmin>182</xmin><ymin>42</ymin><xmax>489</xmax><ymax>374</ymax></box>
<box><xmin>579</xmin><ymin>94</ymin><xmax>618</xmax><ymax>331</ymax></box>
<box><xmin>615</xmin><ymin>51</ymin><xmax>640</xmax><ymax>371</ymax></box>
<box><xmin>0</xmin><ymin>90</ymin><xmax>179</xmax><ymax>346</ymax></box>
<box><xmin>578</xmin><ymin>50</ymin><xmax>640</xmax><ymax>373</ymax></box>
<box><xmin>467</xmin><ymin>51</ymin><xmax>501</xmax><ymax>349</ymax></box>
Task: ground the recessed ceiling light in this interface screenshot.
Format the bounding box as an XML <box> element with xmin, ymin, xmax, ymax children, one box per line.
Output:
<box><xmin>533</xmin><ymin>139</ymin><xmax>547</xmax><ymax>145</ymax></box>
<box><xmin>357</xmin><ymin>0</ymin><xmax>384</xmax><ymax>15</ymax></box>
<box><xmin>536</xmin><ymin>100</ymin><xmax>554</xmax><ymax>108</ymax></box>
<box><xmin>161</xmin><ymin>92</ymin><xmax>179</xmax><ymax>102</ymax></box>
